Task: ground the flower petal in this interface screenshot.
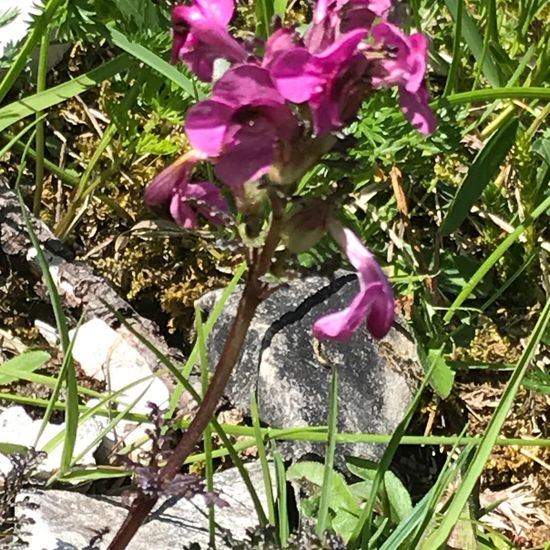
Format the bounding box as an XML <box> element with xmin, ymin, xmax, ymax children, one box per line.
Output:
<box><xmin>313</xmin><ymin>222</ymin><xmax>395</xmax><ymax>340</ymax></box>
<box><xmin>170</xmin><ymin>195</ymin><xmax>197</xmax><ymax>228</ymax></box>
<box><xmin>214</xmin><ymin>121</ymin><xmax>276</xmax><ymax>187</ymax></box>
<box><xmin>313</xmin><ymin>282</ymin><xmax>385</xmax><ymax>341</ymax></box>
<box><xmin>270</xmin><ymin>48</ymin><xmax>325</xmax><ymax>103</ymax></box>
<box><xmin>213</xmin><ymin>64</ymin><xmax>285</xmax><ymax>107</ymax></box>
<box><xmin>185</xmin><ymin>99</ymin><xmax>234</xmax><ymax>155</ymax></box>
<box><xmin>196</xmin><ymin>0</ymin><xmax>234</xmax><ymax>26</ymax></box>
<box><xmin>144</xmin><ymin>151</ymin><xmax>201</xmax><ymax>207</ymax></box>
<box><xmin>399</xmin><ymin>87</ymin><xmax>437</xmax><ymax>135</ymax></box>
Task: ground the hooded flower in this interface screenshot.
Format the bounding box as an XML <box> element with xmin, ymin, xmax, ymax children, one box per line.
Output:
<box><xmin>171</xmin><ymin>0</ymin><xmax>247</xmax><ymax>81</ymax></box>
<box><xmin>371</xmin><ymin>22</ymin><xmax>437</xmax><ymax>134</ymax></box>
<box><xmin>306</xmin><ymin>0</ymin><xmax>391</xmax><ymax>52</ymax></box>
<box><xmin>313</xmin><ymin>222</ymin><xmax>394</xmax><ymax>340</ymax></box>
<box><xmin>185</xmin><ymin>64</ymin><xmax>297</xmax><ymax>188</ymax></box>
<box><xmin>270</xmin><ymin>29</ymin><xmax>367</xmax><ymax>135</ymax></box>
<box><xmin>145</xmin><ymin>151</ymin><xmax>229</xmax><ymax>229</ymax></box>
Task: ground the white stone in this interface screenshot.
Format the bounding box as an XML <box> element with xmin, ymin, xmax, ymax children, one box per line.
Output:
<box><xmin>70</xmin><ymin>318</ymin><xmax>169</xmax><ymax>414</ymax></box>
<box><xmin>0</xmin><ymin>406</ymin><xmax>107</xmax><ymax>475</ymax></box>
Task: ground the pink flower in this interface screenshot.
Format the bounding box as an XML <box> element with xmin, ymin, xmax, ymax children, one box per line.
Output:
<box><xmin>270</xmin><ymin>29</ymin><xmax>367</xmax><ymax>135</ymax></box>
<box><xmin>306</xmin><ymin>0</ymin><xmax>391</xmax><ymax>52</ymax></box>
<box><xmin>313</xmin><ymin>222</ymin><xmax>394</xmax><ymax>340</ymax></box>
<box><xmin>145</xmin><ymin>151</ymin><xmax>229</xmax><ymax>229</ymax></box>
<box><xmin>185</xmin><ymin>64</ymin><xmax>297</xmax><ymax>188</ymax></box>
<box><xmin>371</xmin><ymin>22</ymin><xmax>437</xmax><ymax>134</ymax></box>
<box><xmin>171</xmin><ymin>0</ymin><xmax>247</xmax><ymax>81</ymax></box>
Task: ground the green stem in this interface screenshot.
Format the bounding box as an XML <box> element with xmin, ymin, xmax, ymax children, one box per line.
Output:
<box><xmin>33</xmin><ymin>31</ymin><xmax>50</xmax><ymax>216</ymax></box>
<box><xmin>439</xmin><ymin>86</ymin><xmax>550</xmax><ymax>107</ymax></box>
<box><xmin>443</xmin><ymin>0</ymin><xmax>462</xmax><ymax>96</ymax></box>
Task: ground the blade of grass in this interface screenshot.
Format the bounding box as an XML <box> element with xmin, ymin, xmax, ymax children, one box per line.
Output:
<box><xmin>33</xmin><ymin>314</ymin><xmax>84</xmax><ymax>449</ymax></box>
<box><xmin>106</xmin><ymin>26</ymin><xmax>199</xmax><ymax>98</ymax></box>
<box><xmin>196</xmin><ymin>307</ymin><xmax>216</xmax><ymax>548</ymax></box>
<box><xmin>444</xmin><ymin>0</ymin><xmax>503</xmax><ymax>87</ymax></box>
<box><xmin>380</xmin><ymin>438</ymin><xmax>473</xmax><ymax>550</ymax></box>
<box><xmin>438</xmin><ymin>86</ymin><xmax>550</xmax><ymax>107</ymax></box>
<box><xmin>168</xmin><ymin>262</ymin><xmax>247</xmax><ymax>411</ymax></box>
<box><xmin>316</xmin><ymin>363</ymin><xmax>339</xmax><ymax>537</ymax></box>
<box><xmin>0</xmin><ymin>351</ymin><xmax>50</xmax><ymax>385</ymax></box>
<box><xmin>33</xmin><ymin>30</ymin><xmax>50</xmax><ymax>216</ymax></box>
<box><xmin>274</xmin><ymin>0</ymin><xmax>289</xmax><ymax>20</ymax></box>
<box><xmin>425</xmin><ymin>295</ymin><xmax>550</xmax><ymax>548</ymax></box>
<box><xmin>0</xmin><ymin>54</ymin><xmax>135</xmax><ymax>132</ymax></box>
<box><xmin>0</xmin><ymin>116</ymin><xmax>45</xmax><ymax>159</ymax></box>
<box><xmin>441</xmin><ymin>117</ymin><xmax>519</xmax><ymax>235</ymax></box>
<box><xmin>444</xmin><ymin>192</ymin><xmax>550</xmax><ymax>323</ymax></box>
<box><xmin>443</xmin><ymin>0</ymin><xmax>463</xmax><ymax>96</ymax></box>
<box><xmin>273</xmin><ymin>443</ymin><xmax>289</xmax><ymax>546</ymax></box>
<box><xmin>15</xmin><ymin>136</ymin><xmax>79</xmax><ymax>472</ymax></box>
<box><xmin>251</xmin><ymin>393</ymin><xmax>276</xmax><ymax>526</ymax></box>
<box><xmin>0</xmin><ymin>0</ymin><xmax>64</xmax><ymax>104</ymax></box>
<box><xmin>348</xmin><ymin>360</ymin><xmax>436</xmax><ymax>549</ymax></box>
<box><xmin>255</xmin><ymin>0</ymin><xmax>274</xmax><ymax>39</ymax></box>
<box><xmin>107</xmin><ymin>298</ymin><xmax>269</xmax><ymax>527</ymax></box>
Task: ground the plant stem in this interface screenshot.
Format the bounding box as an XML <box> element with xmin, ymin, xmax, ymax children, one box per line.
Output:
<box><xmin>107</xmin><ymin>192</ymin><xmax>284</xmax><ymax>550</ymax></box>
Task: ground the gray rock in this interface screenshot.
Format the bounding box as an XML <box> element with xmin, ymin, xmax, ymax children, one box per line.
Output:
<box><xmin>15</xmin><ymin>462</ymin><xmax>273</xmax><ymax>549</ymax></box>
<box><xmin>197</xmin><ymin>272</ymin><xmax>423</xmax><ymax>462</ymax></box>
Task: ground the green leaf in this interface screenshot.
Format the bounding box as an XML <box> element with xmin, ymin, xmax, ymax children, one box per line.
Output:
<box><xmin>441</xmin><ymin>118</ymin><xmax>518</xmax><ymax>236</ymax></box>
<box><xmin>255</xmin><ymin>0</ymin><xmax>274</xmax><ymax>39</ymax></box>
<box><xmin>533</xmin><ymin>137</ymin><xmax>550</xmax><ymax>166</ymax></box>
<box><xmin>415</xmin><ymin>342</ymin><xmax>455</xmax><ymax>399</ymax></box>
<box><xmin>273</xmin><ymin>0</ymin><xmax>289</xmax><ymax>19</ymax></box>
<box><xmin>0</xmin><ymin>351</ymin><xmax>50</xmax><ymax>385</ymax></box>
<box><xmin>0</xmin><ymin>55</ymin><xmax>134</xmax><ymax>132</ymax></box>
<box><xmin>287</xmin><ymin>461</ymin><xmax>359</xmax><ymax>515</ymax></box>
<box><xmin>0</xmin><ymin>442</ymin><xmax>29</xmax><ymax>455</ymax></box>
<box><xmin>384</xmin><ymin>471</ymin><xmax>413</xmax><ymax>523</ymax></box>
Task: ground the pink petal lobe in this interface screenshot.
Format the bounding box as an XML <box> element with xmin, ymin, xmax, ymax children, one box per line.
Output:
<box><xmin>185</xmin><ymin>100</ymin><xmax>233</xmax><ymax>155</ymax></box>
<box><xmin>214</xmin><ymin>65</ymin><xmax>285</xmax><ymax>106</ymax></box>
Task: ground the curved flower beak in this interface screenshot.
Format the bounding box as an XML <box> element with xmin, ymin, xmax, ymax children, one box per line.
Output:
<box><xmin>313</xmin><ymin>222</ymin><xmax>395</xmax><ymax>340</ymax></box>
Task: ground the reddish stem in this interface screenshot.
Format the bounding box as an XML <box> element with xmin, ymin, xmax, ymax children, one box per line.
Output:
<box><xmin>107</xmin><ymin>192</ymin><xmax>284</xmax><ymax>549</ymax></box>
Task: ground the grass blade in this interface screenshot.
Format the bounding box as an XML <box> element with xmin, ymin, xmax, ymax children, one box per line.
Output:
<box><xmin>0</xmin><ymin>351</ymin><xmax>50</xmax><ymax>385</ymax></box>
<box><xmin>196</xmin><ymin>307</ymin><xmax>216</xmax><ymax>547</ymax></box>
<box><xmin>251</xmin><ymin>392</ymin><xmax>276</xmax><ymax>526</ymax></box>
<box><xmin>273</xmin><ymin>443</ymin><xmax>289</xmax><ymax>546</ymax></box>
<box><xmin>0</xmin><ymin>54</ymin><xmax>135</xmax><ymax>132</ymax></box>
<box><xmin>443</xmin><ymin>0</ymin><xmax>463</xmax><ymax>96</ymax></box>
<box><xmin>425</xmin><ymin>296</ymin><xmax>550</xmax><ymax>548</ymax></box>
<box><xmin>15</xmin><ymin>137</ymin><xmax>79</xmax><ymax>472</ymax></box>
<box><xmin>255</xmin><ymin>0</ymin><xmax>274</xmax><ymax>39</ymax></box>
<box><xmin>441</xmin><ymin>117</ymin><xmax>518</xmax><ymax>236</ymax></box>
<box><xmin>444</xmin><ymin>0</ymin><xmax>503</xmax><ymax>87</ymax></box>
<box><xmin>107</xmin><ymin>26</ymin><xmax>199</xmax><ymax>97</ymax></box>
<box><xmin>348</xmin><ymin>360</ymin><xmax>436</xmax><ymax>548</ymax></box>
<box><xmin>444</xmin><ymin>194</ymin><xmax>550</xmax><ymax>324</ymax></box>
<box><xmin>316</xmin><ymin>363</ymin><xmax>339</xmax><ymax>537</ymax></box>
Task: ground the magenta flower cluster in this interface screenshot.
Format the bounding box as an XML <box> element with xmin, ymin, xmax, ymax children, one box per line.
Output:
<box><xmin>146</xmin><ymin>0</ymin><xmax>438</xmax><ymax>341</ymax></box>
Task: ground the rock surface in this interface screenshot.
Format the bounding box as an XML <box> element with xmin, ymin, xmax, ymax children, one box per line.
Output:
<box><xmin>15</xmin><ymin>462</ymin><xmax>272</xmax><ymax>549</ymax></box>
<box><xmin>0</xmin><ymin>406</ymin><xmax>106</xmax><ymax>476</ymax></box>
<box><xmin>197</xmin><ymin>272</ymin><xmax>423</xmax><ymax>462</ymax></box>
<box><xmin>70</xmin><ymin>318</ymin><xmax>170</xmax><ymax>415</ymax></box>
